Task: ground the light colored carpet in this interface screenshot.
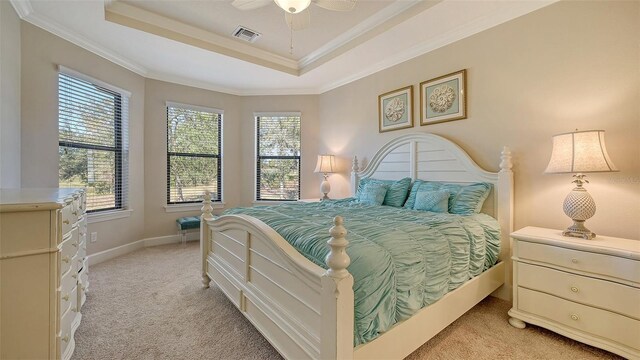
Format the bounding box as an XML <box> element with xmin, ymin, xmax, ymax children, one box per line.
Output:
<box><xmin>73</xmin><ymin>242</ymin><xmax>621</xmax><ymax>360</ymax></box>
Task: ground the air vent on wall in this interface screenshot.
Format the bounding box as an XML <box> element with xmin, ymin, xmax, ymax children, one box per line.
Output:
<box><xmin>232</xmin><ymin>26</ymin><xmax>262</xmax><ymax>43</ymax></box>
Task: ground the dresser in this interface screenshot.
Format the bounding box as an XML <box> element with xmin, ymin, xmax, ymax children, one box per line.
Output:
<box><xmin>509</xmin><ymin>227</ymin><xmax>640</xmax><ymax>359</ymax></box>
<box><xmin>0</xmin><ymin>188</ymin><xmax>89</xmax><ymax>360</ymax></box>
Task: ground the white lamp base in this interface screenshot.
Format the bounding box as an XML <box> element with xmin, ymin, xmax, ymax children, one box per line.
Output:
<box><xmin>320</xmin><ymin>174</ymin><xmax>331</xmax><ymax>200</ymax></box>
<box><xmin>562</xmin><ymin>184</ymin><xmax>596</xmax><ymax>240</ymax></box>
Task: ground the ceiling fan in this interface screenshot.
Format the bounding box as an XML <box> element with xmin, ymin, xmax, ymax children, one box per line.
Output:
<box><xmin>231</xmin><ymin>0</ymin><xmax>357</xmax><ymax>31</ymax></box>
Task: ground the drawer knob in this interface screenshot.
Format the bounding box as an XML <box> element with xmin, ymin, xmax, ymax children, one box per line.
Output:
<box><xmin>72</xmin><ymin>242</ymin><xmax>78</xmax><ymax>248</ymax></box>
<box><xmin>62</xmin><ymin>257</ymin><xmax>70</xmax><ymax>263</ymax></box>
<box><xmin>72</xmin><ymin>274</ymin><xmax>77</xmax><ymax>279</ymax></box>
<box><xmin>62</xmin><ymin>335</ymin><xmax>70</xmax><ymax>343</ymax></box>
<box><xmin>571</xmin><ymin>258</ymin><xmax>578</xmax><ymax>264</ymax></box>
<box><xmin>570</xmin><ymin>314</ymin><xmax>579</xmax><ymax>321</ymax></box>
<box><xmin>63</xmin><ymin>219</ymin><xmax>70</xmax><ymax>224</ymax></box>
<box><xmin>62</xmin><ymin>294</ymin><xmax>69</xmax><ymax>301</ymax></box>
<box><xmin>571</xmin><ymin>286</ymin><xmax>579</xmax><ymax>293</ymax></box>
<box><xmin>72</xmin><ymin>211</ymin><xmax>78</xmax><ymax>216</ymax></box>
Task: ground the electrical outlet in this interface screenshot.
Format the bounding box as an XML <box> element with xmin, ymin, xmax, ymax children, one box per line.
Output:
<box><xmin>90</xmin><ymin>232</ymin><xmax>98</xmax><ymax>243</ymax></box>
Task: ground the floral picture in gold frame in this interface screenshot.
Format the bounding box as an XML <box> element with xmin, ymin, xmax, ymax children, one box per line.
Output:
<box><xmin>378</xmin><ymin>85</ymin><xmax>414</xmax><ymax>133</ymax></box>
<box><xmin>420</xmin><ymin>69</ymin><xmax>467</xmax><ymax>125</ymax></box>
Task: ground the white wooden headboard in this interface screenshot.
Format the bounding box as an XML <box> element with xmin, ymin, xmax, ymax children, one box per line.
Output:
<box><xmin>350</xmin><ymin>133</ymin><xmax>514</xmax><ymax>262</ymax></box>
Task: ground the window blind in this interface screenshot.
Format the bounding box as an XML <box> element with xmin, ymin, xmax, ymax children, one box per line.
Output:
<box><xmin>167</xmin><ymin>103</ymin><xmax>222</xmax><ymax>204</ymax></box>
<box><xmin>58</xmin><ymin>71</ymin><xmax>129</xmax><ymax>212</ymax></box>
<box><xmin>255</xmin><ymin>114</ymin><xmax>301</xmax><ymax>201</ymax></box>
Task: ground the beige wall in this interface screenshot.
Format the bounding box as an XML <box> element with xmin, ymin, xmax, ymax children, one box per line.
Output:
<box><xmin>0</xmin><ymin>2</ymin><xmax>21</xmax><ymax>188</ymax></box>
<box><xmin>318</xmin><ymin>1</ymin><xmax>640</xmax><ymax>240</ymax></box>
<box><xmin>20</xmin><ymin>22</ymin><xmax>147</xmax><ymax>253</ymax></box>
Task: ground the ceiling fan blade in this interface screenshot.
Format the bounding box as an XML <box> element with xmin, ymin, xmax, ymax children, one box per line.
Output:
<box><xmin>313</xmin><ymin>0</ymin><xmax>356</xmax><ymax>11</ymax></box>
<box><xmin>285</xmin><ymin>9</ymin><xmax>310</xmax><ymax>31</ymax></box>
<box><xmin>231</xmin><ymin>0</ymin><xmax>272</xmax><ymax>11</ymax></box>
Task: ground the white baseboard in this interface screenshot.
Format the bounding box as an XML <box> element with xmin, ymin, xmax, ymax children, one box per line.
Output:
<box><xmin>87</xmin><ymin>231</ymin><xmax>200</xmax><ymax>266</ymax></box>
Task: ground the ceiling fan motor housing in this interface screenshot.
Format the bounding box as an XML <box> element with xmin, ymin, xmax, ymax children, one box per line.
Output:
<box><xmin>274</xmin><ymin>0</ymin><xmax>311</xmax><ymax>13</ymax></box>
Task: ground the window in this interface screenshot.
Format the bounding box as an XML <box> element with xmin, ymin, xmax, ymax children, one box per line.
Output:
<box><xmin>58</xmin><ymin>69</ymin><xmax>129</xmax><ymax>213</ymax></box>
<box><xmin>167</xmin><ymin>102</ymin><xmax>222</xmax><ymax>204</ymax></box>
<box><xmin>255</xmin><ymin>113</ymin><xmax>301</xmax><ymax>201</ymax></box>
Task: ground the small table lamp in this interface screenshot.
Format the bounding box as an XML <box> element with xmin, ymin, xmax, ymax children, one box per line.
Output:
<box><xmin>544</xmin><ymin>130</ymin><xmax>618</xmax><ymax>239</ymax></box>
<box><xmin>314</xmin><ymin>154</ymin><xmax>335</xmax><ymax>200</ymax></box>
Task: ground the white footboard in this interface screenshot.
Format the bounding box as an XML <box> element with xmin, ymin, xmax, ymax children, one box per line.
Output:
<box><xmin>200</xmin><ymin>192</ymin><xmax>354</xmax><ymax>360</ymax></box>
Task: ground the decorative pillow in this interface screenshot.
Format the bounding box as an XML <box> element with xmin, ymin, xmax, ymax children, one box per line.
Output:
<box><xmin>413</xmin><ymin>190</ymin><xmax>450</xmax><ymax>213</ymax></box>
<box><xmin>403</xmin><ymin>179</ymin><xmax>427</xmax><ymax>209</ymax></box>
<box><xmin>356</xmin><ymin>177</ymin><xmax>411</xmax><ymax>207</ymax></box>
<box><xmin>358</xmin><ymin>183</ymin><xmax>389</xmax><ymax>206</ymax></box>
<box><xmin>405</xmin><ymin>181</ymin><xmax>492</xmax><ymax>215</ymax></box>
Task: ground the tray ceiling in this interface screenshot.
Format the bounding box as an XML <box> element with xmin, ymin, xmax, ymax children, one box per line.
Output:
<box><xmin>10</xmin><ymin>0</ymin><xmax>556</xmax><ymax>95</ymax></box>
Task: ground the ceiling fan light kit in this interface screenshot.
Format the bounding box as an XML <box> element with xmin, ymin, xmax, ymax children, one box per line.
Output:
<box><xmin>275</xmin><ymin>0</ymin><xmax>311</xmax><ymax>14</ymax></box>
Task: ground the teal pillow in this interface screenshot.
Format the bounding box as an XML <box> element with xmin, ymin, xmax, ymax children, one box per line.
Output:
<box><xmin>405</xmin><ymin>181</ymin><xmax>492</xmax><ymax>215</ymax></box>
<box><xmin>414</xmin><ymin>190</ymin><xmax>450</xmax><ymax>213</ymax></box>
<box><xmin>358</xmin><ymin>183</ymin><xmax>388</xmax><ymax>206</ymax></box>
<box><xmin>356</xmin><ymin>177</ymin><xmax>411</xmax><ymax>207</ymax></box>
<box><xmin>403</xmin><ymin>179</ymin><xmax>427</xmax><ymax>209</ymax></box>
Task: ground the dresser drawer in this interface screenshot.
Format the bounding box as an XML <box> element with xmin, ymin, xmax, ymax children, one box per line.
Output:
<box><xmin>60</xmin><ymin>202</ymin><xmax>78</xmax><ymax>236</ymax></box>
<box><xmin>58</xmin><ymin>294</ymin><xmax>77</xmax><ymax>359</ymax></box>
<box><xmin>59</xmin><ymin>229</ymin><xmax>79</xmax><ymax>277</ymax></box>
<box><xmin>60</xmin><ymin>265</ymin><xmax>77</xmax><ymax>302</ymax></box>
<box><xmin>518</xmin><ymin>262</ymin><xmax>640</xmax><ymax>320</ymax></box>
<box><xmin>518</xmin><ymin>287</ymin><xmax>640</xmax><ymax>350</ymax></box>
<box><xmin>518</xmin><ymin>241</ymin><xmax>640</xmax><ymax>285</ymax></box>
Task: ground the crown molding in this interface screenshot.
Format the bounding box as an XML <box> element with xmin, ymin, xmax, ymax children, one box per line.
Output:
<box><xmin>9</xmin><ymin>0</ymin><xmax>33</xmax><ymax>18</ymax></box>
<box><xmin>13</xmin><ymin>0</ymin><xmax>149</xmax><ymax>77</ymax></box>
<box><xmin>104</xmin><ymin>1</ymin><xmax>300</xmax><ymax>76</ymax></box>
<box><xmin>9</xmin><ymin>0</ymin><xmax>557</xmax><ymax>97</ymax></box>
<box><xmin>317</xmin><ymin>0</ymin><xmax>557</xmax><ymax>94</ymax></box>
<box><xmin>298</xmin><ymin>0</ymin><xmax>422</xmax><ymax>69</ymax></box>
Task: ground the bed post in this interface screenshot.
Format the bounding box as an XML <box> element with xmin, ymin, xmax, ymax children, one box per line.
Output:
<box><xmin>321</xmin><ymin>216</ymin><xmax>354</xmax><ymax>360</ymax></box>
<box><xmin>201</xmin><ymin>190</ymin><xmax>214</xmax><ymax>288</ymax></box>
<box><xmin>496</xmin><ymin>146</ymin><xmax>514</xmax><ymax>299</ymax></box>
<box><xmin>350</xmin><ymin>156</ymin><xmax>359</xmax><ymax>197</ymax></box>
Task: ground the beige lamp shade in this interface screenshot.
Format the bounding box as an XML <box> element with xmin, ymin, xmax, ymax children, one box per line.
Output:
<box><xmin>544</xmin><ymin>130</ymin><xmax>618</xmax><ymax>174</ymax></box>
<box><xmin>314</xmin><ymin>155</ymin><xmax>335</xmax><ymax>174</ymax></box>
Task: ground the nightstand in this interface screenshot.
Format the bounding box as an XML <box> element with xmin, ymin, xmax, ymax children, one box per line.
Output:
<box><xmin>509</xmin><ymin>227</ymin><xmax>640</xmax><ymax>359</ymax></box>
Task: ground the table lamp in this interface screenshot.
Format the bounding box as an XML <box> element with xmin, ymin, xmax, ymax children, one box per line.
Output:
<box><xmin>544</xmin><ymin>130</ymin><xmax>618</xmax><ymax>239</ymax></box>
<box><xmin>314</xmin><ymin>154</ymin><xmax>335</xmax><ymax>200</ymax></box>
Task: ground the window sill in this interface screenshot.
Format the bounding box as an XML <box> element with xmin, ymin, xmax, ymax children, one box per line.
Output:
<box><xmin>88</xmin><ymin>209</ymin><xmax>133</xmax><ymax>224</ymax></box>
<box><xmin>164</xmin><ymin>202</ymin><xmax>225</xmax><ymax>213</ymax></box>
<box><xmin>252</xmin><ymin>201</ymin><xmax>298</xmax><ymax>206</ymax></box>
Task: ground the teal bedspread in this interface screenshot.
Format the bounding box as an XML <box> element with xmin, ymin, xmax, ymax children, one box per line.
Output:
<box><xmin>224</xmin><ymin>199</ymin><xmax>501</xmax><ymax>346</ymax></box>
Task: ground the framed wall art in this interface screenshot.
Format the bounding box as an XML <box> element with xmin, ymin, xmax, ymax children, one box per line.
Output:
<box><xmin>378</xmin><ymin>85</ymin><xmax>413</xmax><ymax>133</ymax></box>
<box><xmin>420</xmin><ymin>69</ymin><xmax>467</xmax><ymax>125</ymax></box>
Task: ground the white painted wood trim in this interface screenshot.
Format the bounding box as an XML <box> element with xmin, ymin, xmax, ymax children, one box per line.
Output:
<box><xmin>164</xmin><ymin>203</ymin><xmax>225</xmax><ymax>213</ymax></box>
<box><xmin>86</xmin><ymin>233</ymin><xmax>199</xmax><ymax>266</ymax></box>
<box><xmin>166</xmin><ymin>101</ymin><xmax>224</xmax><ymax>115</ymax></box>
<box><xmin>58</xmin><ymin>65</ymin><xmax>132</xmax><ymax>98</ymax></box>
<box><xmin>254</xmin><ymin>112</ymin><xmax>302</xmax><ymax>117</ymax></box>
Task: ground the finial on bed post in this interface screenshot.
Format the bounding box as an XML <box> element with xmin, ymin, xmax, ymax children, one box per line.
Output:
<box><xmin>350</xmin><ymin>156</ymin><xmax>359</xmax><ymax>196</ymax></box>
<box><xmin>325</xmin><ymin>216</ymin><xmax>350</xmax><ymax>279</ymax></box>
<box><xmin>201</xmin><ymin>190</ymin><xmax>214</xmax><ymax>288</ymax></box>
<box><xmin>499</xmin><ymin>146</ymin><xmax>513</xmax><ymax>173</ymax></box>
<box><xmin>202</xmin><ymin>190</ymin><xmax>214</xmax><ymax>221</ymax></box>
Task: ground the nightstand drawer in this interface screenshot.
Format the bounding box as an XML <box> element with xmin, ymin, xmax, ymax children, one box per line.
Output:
<box><xmin>518</xmin><ymin>287</ymin><xmax>640</xmax><ymax>351</ymax></box>
<box><xmin>518</xmin><ymin>262</ymin><xmax>640</xmax><ymax>319</ymax></box>
<box><xmin>518</xmin><ymin>241</ymin><xmax>640</xmax><ymax>285</ymax></box>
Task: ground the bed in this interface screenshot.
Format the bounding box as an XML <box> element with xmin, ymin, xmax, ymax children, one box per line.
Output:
<box><xmin>200</xmin><ymin>133</ymin><xmax>514</xmax><ymax>359</ymax></box>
